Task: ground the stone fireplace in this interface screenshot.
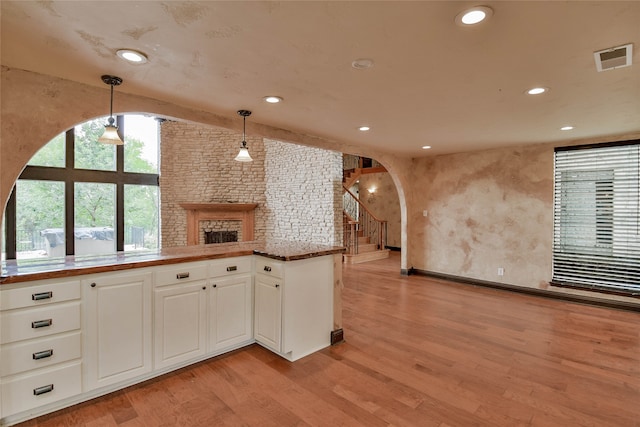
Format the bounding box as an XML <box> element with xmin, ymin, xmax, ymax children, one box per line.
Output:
<box><xmin>180</xmin><ymin>203</ymin><xmax>258</xmax><ymax>245</ymax></box>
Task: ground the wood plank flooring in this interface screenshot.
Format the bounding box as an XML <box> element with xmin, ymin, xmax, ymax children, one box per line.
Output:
<box><xmin>16</xmin><ymin>253</ymin><xmax>640</xmax><ymax>426</ymax></box>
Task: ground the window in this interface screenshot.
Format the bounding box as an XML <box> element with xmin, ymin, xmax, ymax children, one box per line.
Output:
<box><xmin>3</xmin><ymin>115</ymin><xmax>160</xmax><ymax>259</ymax></box>
<box><xmin>553</xmin><ymin>141</ymin><xmax>640</xmax><ymax>294</ymax></box>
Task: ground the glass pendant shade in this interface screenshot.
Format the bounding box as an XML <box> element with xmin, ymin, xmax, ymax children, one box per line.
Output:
<box><xmin>98</xmin><ymin>118</ymin><xmax>124</xmax><ymax>145</ymax></box>
<box><xmin>234</xmin><ymin>142</ymin><xmax>253</xmax><ymax>162</ymax></box>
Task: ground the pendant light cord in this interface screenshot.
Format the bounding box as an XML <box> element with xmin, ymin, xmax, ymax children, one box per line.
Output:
<box><xmin>243</xmin><ymin>115</ymin><xmax>246</xmax><ymax>143</ymax></box>
<box><xmin>108</xmin><ymin>83</ymin><xmax>115</xmax><ymax>125</ymax></box>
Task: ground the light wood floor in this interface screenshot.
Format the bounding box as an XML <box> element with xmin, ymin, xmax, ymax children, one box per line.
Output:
<box><xmin>17</xmin><ymin>252</ymin><xmax>640</xmax><ymax>426</ymax></box>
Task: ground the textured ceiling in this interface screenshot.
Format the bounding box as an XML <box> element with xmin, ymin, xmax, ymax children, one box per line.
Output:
<box><xmin>2</xmin><ymin>1</ymin><xmax>639</xmax><ymax>157</ymax></box>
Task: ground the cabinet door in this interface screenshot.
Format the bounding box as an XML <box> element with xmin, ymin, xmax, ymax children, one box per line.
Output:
<box><xmin>154</xmin><ymin>281</ymin><xmax>207</xmax><ymax>369</ymax></box>
<box><xmin>209</xmin><ymin>274</ymin><xmax>252</xmax><ymax>352</ymax></box>
<box><xmin>83</xmin><ymin>271</ymin><xmax>152</xmax><ymax>391</ymax></box>
<box><xmin>253</xmin><ymin>273</ymin><xmax>282</xmax><ymax>353</ymax></box>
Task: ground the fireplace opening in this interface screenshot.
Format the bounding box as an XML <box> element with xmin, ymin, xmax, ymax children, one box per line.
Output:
<box><xmin>204</xmin><ymin>230</ymin><xmax>238</xmax><ymax>244</ymax></box>
<box><xmin>181</xmin><ymin>203</ymin><xmax>257</xmax><ymax>246</ymax></box>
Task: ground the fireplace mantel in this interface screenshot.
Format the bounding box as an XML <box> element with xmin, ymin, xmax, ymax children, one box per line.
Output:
<box><xmin>180</xmin><ymin>203</ymin><xmax>258</xmax><ymax>245</ymax></box>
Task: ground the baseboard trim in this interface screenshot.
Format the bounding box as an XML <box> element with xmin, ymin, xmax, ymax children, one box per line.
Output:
<box><xmin>412</xmin><ymin>269</ymin><xmax>640</xmax><ymax>313</ymax></box>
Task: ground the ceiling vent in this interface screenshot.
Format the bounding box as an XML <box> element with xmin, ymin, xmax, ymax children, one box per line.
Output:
<box><xmin>594</xmin><ymin>43</ymin><xmax>633</xmax><ymax>72</ymax></box>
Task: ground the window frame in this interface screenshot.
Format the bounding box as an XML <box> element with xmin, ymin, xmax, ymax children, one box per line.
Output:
<box><xmin>4</xmin><ymin>116</ymin><xmax>159</xmax><ymax>259</ymax></box>
<box><xmin>552</xmin><ymin>139</ymin><xmax>640</xmax><ymax>296</ymax></box>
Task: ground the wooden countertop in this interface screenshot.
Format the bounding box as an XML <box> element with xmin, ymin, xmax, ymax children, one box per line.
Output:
<box><xmin>0</xmin><ymin>240</ymin><xmax>345</xmax><ymax>285</ymax></box>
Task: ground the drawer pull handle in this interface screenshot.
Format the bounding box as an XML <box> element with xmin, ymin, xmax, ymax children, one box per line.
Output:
<box><xmin>32</xmin><ymin>291</ymin><xmax>53</xmax><ymax>301</ymax></box>
<box><xmin>33</xmin><ymin>384</ymin><xmax>54</xmax><ymax>396</ymax></box>
<box><xmin>33</xmin><ymin>349</ymin><xmax>54</xmax><ymax>360</ymax></box>
<box><xmin>263</xmin><ymin>266</ymin><xmax>272</xmax><ymax>272</ymax></box>
<box><xmin>176</xmin><ymin>272</ymin><xmax>190</xmax><ymax>279</ymax></box>
<box><xmin>226</xmin><ymin>266</ymin><xmax>237</xmax><ymax>272</ymax></box>
<box><xmin>275</xmin><ymin>284</ymin><xmax>280</xmax><ymax>288</ymax></box>
<box><xmin>32</xmin><ymin>319</ymin><xmax>53</xmax><ymax>329</ymax></box>
<box><xmin>212</xmin><ymin>284</ymin><xmax>217</xmax><ymax>288</ymax></box>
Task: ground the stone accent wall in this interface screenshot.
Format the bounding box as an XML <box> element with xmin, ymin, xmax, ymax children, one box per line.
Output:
<box><xmin>160</xmin><ymin>121</ymin><xmax>266</xmax><ymax>247</ymax></box>
<box><xmin>160</xmin><ymin>121</ymin><xmax>342</xmax><ymax>248</ymax></box>
<box><xmin>264</xmin><ymin>139</ymin><xmax>343</xmax><ymax>245</ymax></box>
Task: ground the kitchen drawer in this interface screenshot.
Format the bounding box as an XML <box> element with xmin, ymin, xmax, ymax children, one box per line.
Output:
<box><xmin>1</xmin><ymin>331</ymin><xmax>82</xmax><ymax>377</ymax></box>
<box><xmin>0</xmin><ymin>301</ymin><xmax>81</xmax><ymax>345</ymax></box>
<box><xmin>255</xmin><ymin>257</ymin><xmax>284</xmax><ymax>279</ymax></box>
<box><xmin>209</xmin><ymin>256</ymin><xmax>252</xmax><ymax>277</ymax></box>
<box><xmin>154</xmin><ymin>262</ymin><xmax>208</xmax><ymax>287</ymax></box>
<box><xmin>1</xmin><ymin>361</ymin><xmax>82</xmax><ymax>417</ymax></box>
<box><xmin>0</xmin><ymin>280</ymin><xmax>81</xmax><ymax>311</ymax></box>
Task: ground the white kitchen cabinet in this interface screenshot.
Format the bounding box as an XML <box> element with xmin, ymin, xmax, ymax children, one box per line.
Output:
<box><xmin>0</xmin><ymin>278</ymin><xmax>82</xmax><ymax>418</ymax></box>
<box><xmin>82</xmin><ymin>270</ymin><xmax>152</xmax><ymax>391</ymax></box>
<box><xmin>1</xmin><ymin>361</ymin><xmax>81</xmax><ymax>417</ymax></box>
<box><xmin>208</xmin><ymin>257</ymin><xmax>253</xmax><ymax>353</ymax></box>
<box><xmin>254</xmin><ymin>255</ymin><xmax>333</xmax><ymax>361</ymax></box>
<box><xmin>154</xmin><ymin>281</ymin><xmax>207</xmax><ymax>369</ymax></box>
<box><xmin>0</xmin><ymin>249</ymin><xmax>338</xmax><ymax>425</ymax></box>
<box><xmin>209</xmin><ymin>274</ymin><xmax>253</xmax><ymax>352</ymax></box>
<box><xmin>253</xmin><ymin>273</ymin><xmax>282</xmax><ymax>352</ymax></box>
<box><xmin>153</xmin><ymin>258</ymin><xmax>253</xmax><ymax>369</ymax></box>
<box><xmin>153</xmin><ymin>262</ymin><xmax>208</xmax><ymax>370</ymax></box>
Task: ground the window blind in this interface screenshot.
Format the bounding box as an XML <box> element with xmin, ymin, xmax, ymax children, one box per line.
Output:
<box><xmin>553</xmin><ymin>142</ymin><xmax>640</xmax><ymax>295</ymax></box>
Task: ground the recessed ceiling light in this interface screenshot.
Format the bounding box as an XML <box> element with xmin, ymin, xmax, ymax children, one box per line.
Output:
<box><xmin>527</xmin><ymin>87</ymin><xmax>549</xmax><ymax>95</ymax></box>
<box><xmin>263</xmin><ymin>96</ymin><xmax>283</xmax><ymax>104</ymax></box>
<box><xmin>359</xmin><ymin>126</ymin><xmax>370</xmax><ymax>131</ymax></box>
<box><xmin>455</xmin><ymin>6</ymin><xmax>493</xmax><ymax>26</ymax></box>
<box><xmin>352</xmin><ymin>58</ymin><xmax>374</xmax><ymax>70</ymax></box>
<box><xmin>422</xmin><ymin>145</ymin><xmax>432</xmax><ymax>150</ymax></box>
<box><xmin>560</xmin><ymin>126</ymin><xmax>574</xmax><ymax>131</ymax></box>
<box><xmin>116</xmin><ymin>49</ymin><xmax>148</xmax><ymax>64</ymax></box>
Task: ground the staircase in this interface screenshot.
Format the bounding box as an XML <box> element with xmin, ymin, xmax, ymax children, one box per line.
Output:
<box><xmin>342</xmin><ymin>185</ymin><xmax>390</xmax><ymax>264</ymax></box>
<box><xmin>343</xmin><ymin>231</ymin><xmax>390</xmax><ymax>264</ymax></box>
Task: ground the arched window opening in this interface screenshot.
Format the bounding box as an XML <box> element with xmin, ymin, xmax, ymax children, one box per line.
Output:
<box><xmin>2</xmin><ymin>114</ymin><xmax>160</xmax><ymax>260</ymax></box>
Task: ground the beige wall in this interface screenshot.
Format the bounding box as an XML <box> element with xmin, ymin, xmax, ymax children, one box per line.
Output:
<box><xmin>358</xmin><ymin>173</ymin><xmax>401</xmax><ymax>248</ymax></box>
<box><xmin>408</xmin><ymin>144</ymin><xmax>553</xmax><ymax>287</ymax></box>
<box><xmin>406</xmin><ymin>143</ymin><xmax>639</xmax><ymax>306</ymax></box>
<box><xmin>4</xmin><ymin>67</ymin><xmax>639</xmax><ymax>306</ymax></box>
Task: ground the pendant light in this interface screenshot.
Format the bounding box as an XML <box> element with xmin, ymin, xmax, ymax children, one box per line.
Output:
<box><xmin>234</xmin><ymin>109</ymin><xmax>253</xmax><ymax>162</ymax></box>
<box><xmin>98</xmin><ymin>75</ymin><xmax>124</xmax><ymax>145</ymax></box>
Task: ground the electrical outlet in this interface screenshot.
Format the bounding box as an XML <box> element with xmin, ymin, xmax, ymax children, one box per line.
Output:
<box><xmin>497</xmin><ymin>267</ymin><xmax>504</xmax><ymax>276</ymax></box>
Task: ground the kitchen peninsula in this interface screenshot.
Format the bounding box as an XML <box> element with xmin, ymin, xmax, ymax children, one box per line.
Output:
<box><xmin>0</xmin><ymin>241</ymin><xmax>344</xmax><ymax>426</ymax></box>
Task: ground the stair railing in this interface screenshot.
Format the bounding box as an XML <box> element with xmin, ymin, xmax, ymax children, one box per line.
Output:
<box><xmin>343</xmin><ymin>186</ymin><xmax>387</xmax><ymax>255</ymax></box>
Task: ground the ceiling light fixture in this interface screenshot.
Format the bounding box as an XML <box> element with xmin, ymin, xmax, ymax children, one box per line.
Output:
<box><xmin>422</xmin><ymin>145</ymin><xmax>432</xmax><ymax>150</ymax></box>
<box><xmin>234</xmin><ymin>110</ymin><xmax>253</xmax><ymax>162</ymax></box>
<box><xmin>264</xmin><ymin>96</ymin><xmax>283</xmax><ymax>104</ymax></box>
<box><xmin>456</xmin><ymin>6</ymin><xmax>493</xmax><ymax>26</ymax></box>
<box><xmin>527</xmin><ymin>87</ymin><xmax>549</xmax><ymax>95</ymax></box>
<box><xmin>116</xmin><ymin>49</ymin><xmax>148</xmax><ymax>64</ymax></box>
<box><xmin>561</xmin><ymin>126</ymin><xmax>574</xmax><ymax>131</ymax></box>
<box><xmin>359</xmin><ymin>126</ymin><xmax>370</xmax><ymax>131</ymax></box>
<box><xmin>97</xmin><ymin>75</ymin><xmax>124</xmax><ymax>145</ymax></box>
